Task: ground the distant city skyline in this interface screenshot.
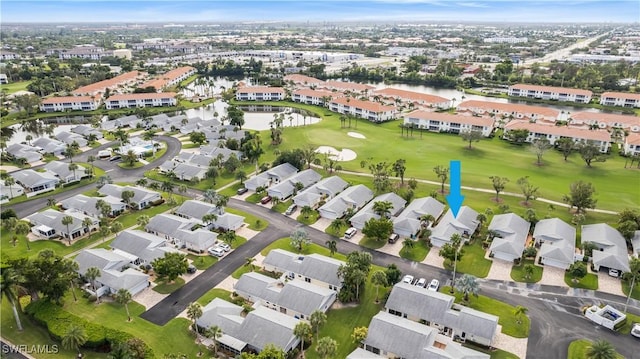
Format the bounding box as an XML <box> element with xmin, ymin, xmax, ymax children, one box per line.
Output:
<box><xmin>1</xmin><ymin>1</ymin><xmax>638</xmax><ymax>24</ymax></box>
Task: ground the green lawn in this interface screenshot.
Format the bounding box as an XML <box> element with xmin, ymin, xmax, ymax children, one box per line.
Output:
<box><xmin>297</xmin><ymin>210</ymin><xmax>320</xmax><ymax>225</ymax></box>
<box><xmin>1</xmin><ymin>80</ymin><xmax>32</xmax><ymax>94</ymax></box>
<box><xmin>463</xmin><ymin>343</ymin><xmax>519</xmax><ymax>359</ymax></box>
<box><xmin>622</xmin><ymin>280</ymin><xmax>640</xmax><ymax>301</ymax></box>
<box><xmin>618</xmin><ymin>312</ymin><xmax>640</xmax><ymax>335</ymax></box>
<box><xmin>219</xmin><ymin>182</ymin><xmax>245</xmax><ymax>197</ymax></box>
<box><xmin>271</xmin><ymin>199</ymin><xmax>292</xmax><ymax>213</ymax></box>
<box><xmin>225</xmin><ymin>207</ymin><xmax>268</xmax><ymax>231</ymax></box>
<box><xmin>187</xmin><ymin>254</ymin><xmax>218</xmax><ymax>270</ymax></box>
<box><xmin>196</xmin><ymin>288</ymin><xmax>233</xmax><ymax>306</ymax></box>
<box><xmin>153</xmin><ymin>277</ymin><xmax>186</xmax><ymax>294</ymax></box>
<box><xmin>564</xmin><ymin>272</ymin><xmax>599</xmax><ymax>290</ymax></box>
<box><xmin>399</xmin><ymin>239</ymin><xmax>431</xmax><ymax>262</ymax></box>
<box><xmin>245</xmin><ymin>192</ymin><xmax>263</xmax><ymax>204</ymax></box>
<box><xmin>359</xmin><ymin>236</ymin><xmax>387</xmax><ymax>250</ymax></box>
<box><xmin>260</xmin><ymin>237</ymin><xmax>346</xmax><ymax>260</ymax></box>
<box><xmin>325</xmin><ymin>222</ymin><xmax>349</xmax><ymax>238</ymax></box>
<box><xmin>117</xmin><ymin>161</ymin><xmax>145</xmax><ymax>169</ymax></box>
<box><xmin>445</xmin><ymin>240</ymin><xmax>493</xmax><ymax>278</ymax></box>
<box><xmin>254</xmin><ymin>100</ymin><xmax>639</xmax><ymax>211</ymax></box>
<box><xmin>443</xmin><ymin>286</ymin><xmax>530</xmax><ymax>338</ymax></box>
<box><xmin>510</xmin><ymin>259</ymin><xmax>544</xmax><ymax>283</ymax></box>
<box><xmin>567</xmin><ymin>339</ymin><xmax>624</xmax><ymax>359</ymax></box>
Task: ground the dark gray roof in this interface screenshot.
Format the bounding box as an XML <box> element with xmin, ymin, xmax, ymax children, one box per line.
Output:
<box><xmin>44</xmin><ymin>160</ymin><xmax>86</xmax><ymax>179</ymax></box>
<box><xmin>263</xmin><ymin>249</ymin><xmax>345</xmax><ymax>287</ymax></box>
<box><xmin>146</xmin><ymin>213</ymin><xmax>217</xmax><ymax>247</ymax></box>
<box><xmin>75</xmin><ymin>248</ymin><xmax>129</xmax><ymax>274</ymax></box>
<box><xmin>268</xmin><ymin>169</ymin><xmax>322</xmax><ymax>199</ymax></box>
<box><xmin>98</xmin><ymin>184</ymin><xmax>161</xmax><ymax>204</ymax></box>
<box><xmin>535</xmin><ymin>218</ymin><xmax>576</xmax><ymax>264</ymax></box>
<box><xmin>430</xmin><ymin>206</ymin><xmax>479</xmax><ymax>244</ymax></box>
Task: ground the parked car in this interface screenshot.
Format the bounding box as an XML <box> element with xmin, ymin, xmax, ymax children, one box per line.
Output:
<box><xmin>218</xmin><ymin>243</ymin><xmax>231</xmax><ymax>252</ymax></box>
<box><xmin>416</xmin><ymin>278</ymin><xmax>427</xmax><ymax>288</ymax></box>
<box><xmin>109</xmin><ymin>155</ymin><xmax>122</xmax><ymax>162</ymax></box>
<box><xmin>608</xmin><ymin>268</ymin><xmax>620</xmax><ymax>277</ymax></box>
<box><xmin>344</xmin><ymin>227</ymin><xmax>357</xmax><ymax>239</ymax></box>
<box><xmin>187</xmin><ymin>265</ymin><xmax>197</xmax><ymax>274</ymax></box>
<box><xmin>208</xmin><ymin>247</ymin><xmax>225</xmax><ymax>257</ymax></box>
<box><xmin>260</xmin><ymin>195</ymin><xmax>272</xmax><ymax>204</ymax></box>
<box><xmin>427</xmin><ymin>279</ymin><xmax>440</xmax><ymax>292</ymax></box>
<box><xmin>631</xmin><ymin>323</ymin><xmax>640</xmax><ymax>339</ymax></box>
<box><xmin>285</xmin><ymin>204</ymin><xmax>298</xmax><ymax>215</ymax></box>
<box><xmin>388</xmin><ymin>233</ymin><xmax>399</xmax><ymax>244</ymax></box>
<box><xmin>402</xmin><ymin>275</ymin><xmax>414</xmax><ymax>284</ymax></box>
<box><xmin>237</xmin><ymin>187</ymin><xmax>249</xmax><ymax>195</ymax></box>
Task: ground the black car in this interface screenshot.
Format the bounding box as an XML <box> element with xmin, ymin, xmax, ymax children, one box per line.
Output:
<box><xmin>237</xmin><ymin>187</ymin><xmax>249</xmax><ymax>195</ymax></box>
<box><xmin>187</xmin><ymin>265</ymin><xmax>197</xmax><ymax>274</ymax></box>
<box><xmin>109</xmin><ymin>155</ymin><xmax>122</xmax><ymax>162</ymax></box>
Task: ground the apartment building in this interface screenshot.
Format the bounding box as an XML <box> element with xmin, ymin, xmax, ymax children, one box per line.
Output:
<box><xmin>292</xmin><ymin>89</ymin><xmax>336</xmax><ymax>106</ymax></box>
<box><xmin>73</xmin><ymin>70</ymin><xmax>143</xmax><ymax>96</ymax></box>
<box><xmin>403</xmin><ymin>110</ymin><xmax>495</xmax><ymax>137</ymax></box>
<box><xmin>283</xmin><ymin>74</ymin><xmax>325</xmax><ymax>87</ymax></box>
<box><xmin>570</xmin><ymin>112</ymin><xmax>640</xmax><ymax>132</ymax></box>
<box><xmin>599</xmin><ymin>91</ymin><xmax>640</xmax><ymax>108</ymax></box>
<box><xmin>624</xmin><ymin>133</ymin><xmax>640</xmax><ymax>156</ymax></box>
<box><xmin>508</xmin><ymin>84</ymin><xmax>592</xmax><ymax>104</ymax></box>
<box><xmin>322</xmin><ymin>80</ymin><xmax>375</xmax><ymax>94</ymax></box>
<box><xmin>329</xmin><ymin>97</ymin><xmax>397</xmax><ymax>122</ymax></box>
<box><xmin>235</xmin><ymin>86</ymin><xmax>286</xmax><ymax>101</ymax></box>
<box><xmin>374</xmin><ymin>87</ymin><xmax>451</xmax><ymax>109</ymax></box>
<box><xmin>104</xmin><ymin>92</ymin><xmax>177</xmax><ymax>109</ymax></box>
<box><xmin>457</xmin><ymin>100</ymin><xmax>559</xmax><ymax>123</ymax></box>
<box><xmin>504</xmin><ymin>120</ymin><xmax>611</xmax><ymax>153</ymax></box>
<box><xmin>138</xmin><ymin>66</ymin><xmax>197</xmax><ymax>91</ymax></box>
<box><xmin>39</xmin><ymin>95</ymin><xmax>101</xmax><ymax>112</ymax></box>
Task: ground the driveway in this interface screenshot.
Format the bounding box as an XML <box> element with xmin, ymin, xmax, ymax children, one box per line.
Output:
<box><xmin>486</xmin><ymin>258</ymin><xmax>512</xmax><ymax>282</ymax></box>
<box><xmin>538</xmin><ymin>265</ymin><xmax>567</xmax><ymax>287</ymax></box>
<box><xmin>597</xmin><ymin>272</ymin><xmax>625</xmax><ymax>296</ymax></box>
<box><xmin>422</xmin><ymin>248</ymin><xmax>445</xmax><ymax>268</ymax></box>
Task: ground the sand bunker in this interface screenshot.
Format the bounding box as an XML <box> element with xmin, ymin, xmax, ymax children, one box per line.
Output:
<box><xmin>347</xmin><ymin>132</ymin><xmax>366</xmax><ymax>139</ymax></box>
<box><xmin>315</xmin><ymin>146</ymin><xmax>357</xmax><ymax>162</ymax></box>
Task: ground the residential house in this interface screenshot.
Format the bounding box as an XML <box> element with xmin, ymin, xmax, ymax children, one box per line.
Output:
<box><xmin>599</xmin><ymin>91</ymin><xmax>640</xmax><ymax>108</ymax></box>
<box><xmin>581</xmin><ymin>223</ymin><xmax>631</xmax><ymax>273</ymax></box>
<box><xmin>6</xmin><ymin>143</ymin><xmax>43</xmax><ymax>163</ymax></box>
<box><xmin>75</xmin><ymin>248</ymin><xmax>149</xmax><ymax>298</ymax></box>
<box><xmin>508</xmin><ymin>84</ymin><xmax>592</xmax><ymax>103</ymax></box>
<box><xmin>430</xmin><ymin>206</ymin><xmax>480</xmax><ymax>247</ymax></box>
<box><xmin>39</xmin><ymin>95</ymin><xmax>101</xmax><ymax>112</ymax></box>
<box><xmin>373</xmin><ymin>87</ymin><xmax>450</xmax><ymax>109</ymax></box>
<box><xmin>385</xmin><ymin>282</ymin><xmax>499</xmax><ymax>347</ymax></box>
<box><xmin>318</xmin><ymin>184</ymin><xmax>374</xmax><ymax>220</ymax></box>
<box><xmin>570</xmin><ymin>112</ymin><xmax>640</xmax><ymax>133</ymax></box>
<box><xmin>623</xmin><ymin>133</ymin><xmax>640</xmax><ymax>156</ymax></box>
<box><xmin>403</xmin><ymin>111</ymin><xmax>495</xmax><ymax>137</ymax></box>
<box><xmin>32</xmin><ymin>137</ymin><xmax>66</xmax><ymax>156</ymax></box>
<box><xmin>292</xmin><ymin>89</ymin><xmax>336</xmax><ymax>106</ymax></box>
<box><xmin>44</xmin><ymin>160</ymin><xmax>87</xmax><ymax>183</ymax></box>
<box><xmin>171</xmin><ymin>162</ymin><xmax>208</xmax><ymax>182</ymax></box>
<box><xmin>393</xmin><ymin>197</ymin><xmax>445</xmax><ymax>238</ymax></box>
<box><xmin>56</xmin><ymin>131</ymin><xmax>88</xmax><ymax>148</ymax></box>
<box><xmin>267</xmin><ymin>169</ymin><xmax>322</xmax><ymax>200</ymax></box>
<box><xmin>350</xmin><ymin>193</ymin><xmax>406</xmax><ymax>230</ymax></box>
<box><xmin>71</xmin><ymin>125</ymin><xmax>104</xmax><ymax>140</ymax></box>
<box><xmin>110</xmin><ymin>229</ymin><xmax>180</xmax><ymax>267</ymax></box>
<box><xmin>533</xmin><ymin>218</ymin><xmax>577</xmax><ymax>270</ymax></box>
<box><xmin>244</xmin><ymin>163</ymin><xmax>299</xmax><ymax>191</ymax></box>
<box><xmin>293</xmin><ymin>175</ymin><xmax>349</xmax><ymax>209</ymax></box>
<box><xmin>504</xmin><ymin>120</ymin><xmax>611</xmax><ymax>153</ymax></box>
<box><xmin>60</xmin><ymin>194</ymin><xmax>126</xmax><ymax>218</ymax></box>
<box><xmin>11</xmin><ymin>169</ymin><xmax>59</xmax><ymax>195</ymax></box>
<box><xmin>146</xmin><ymin>213</ymin><xmax>217</xmax><ymax>253</ymax></box>
<box><xmin>234</xmin><ymin>272</ymin><xmax>336</xmax><ymax>319</ymax></box>
<box><xmin>174</xmin><ymin>199</ymin><xmax>245</xmax><ymax>231</ymax></box>
<box><xmin>104</xmin><ymin>92</ymin><xmax>177</xmax><ymax>109</ymax></box>
<box><xmin>97</xmin><ymin>184</ymin><xmax>162</xmax><ymax>210</ymax></box>
<box><xmin>25</xmin><ymin>208</ymin><xmax>98</xmax><ymax>239</ymax></box>
<box><xmin>196</xmin><ymin>298</ymin><xmax>300</xmax><ymax>355</ymax></box>
<box><xmin>235</xmin><ymin>86</ymin><xmax>286</xmax><ymax>101</ymax></box>
<box><xmin>353</xmin><ymin>311</ymin><xmax>490</xmax><ymax>359</ymax></box>
<box><xmin>488</xmin><ymin>213</ymin><xmax>531</xmax><ymax>262</ymax></box>
<box><xmin>457</xmin><ymin>100</ymin><xmax>559</xmax><ymax>123</ymax></box>
<box><xmin>0</xmin><ymin>182</ymin><xmax>24</xmax><ymax>203</ymax></box>
<box><xmin>329</xmin><ymin>97</ymin><xmax>397</xmax><ymax>123</ymax></box>
<box><xmin>262</xmin><ymin>249</ymin><xmax>345</xmax><ymax>291</ymax></box>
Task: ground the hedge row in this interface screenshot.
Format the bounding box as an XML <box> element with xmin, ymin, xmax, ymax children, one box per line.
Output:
<box><xmin>25</xmin><ymin>300</ymin><xmax>155</xmax><ymax>358</ymax></box>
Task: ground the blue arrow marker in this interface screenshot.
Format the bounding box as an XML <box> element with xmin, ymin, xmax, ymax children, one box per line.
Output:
<box><xmin>446</xmin><ymin>160</ymin><xmax>465</xmax><ymax>218</ymax></box>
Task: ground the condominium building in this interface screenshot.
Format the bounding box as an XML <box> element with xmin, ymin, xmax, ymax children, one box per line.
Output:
<box><xmin>624</xmin><ymin>133</ymin><xmax>640</xmax><ymax>156</ymax></box>
<box><xmin>508</xmin><ymin>84</ymin><xmax>592</xmax><ymax>104</ymax></box>
<box><xmin>73</xmin><ymin>71</ymin><xmax>144</xmax><ymax>96</ymax></box>
<box><xmin>39</xmin><ymin>95</ymin><xmax>101</xmax><ymax>112</ymax></box>
<box><xmin>599</xmin><ymin>91</ymin><xmax>640</xmax><ymax>108</ymax></box>
<box><xmin>329</xmin><ymin>97</ymin><xmax>396</xmax><ymax>122</ymax></box>
<box><xmin>104</xmin><ymin>92</ymin><xmax>177</xmax><ymax>109</ymax></box>
<box><xmin>138</xmin><ymin>66</ymin><xmax>197</xmax><ymax>91</ymax></box>
<box><xmin>292</xmin><ymin>89</ymin><xmax>336</xmax><ymax>106</ymax></box>
<box><xmin>457</xmin><ymin>100</ymin><xmax>559</xmax><ymax>123</ymax></box>
<box><xmin>403</xmin><ymin>110</ymin><xmax>495</xmax><ymax>136</ymax></box>
<box><xmin>374</xmin><ymin>87</ymin><xmax>450</xmax><ymax>109</ymax></box>
<box><xmin>504</xmin><ymin>120</ymin><xmax>611</xmax><ymax>153</ymax></box>
<box><xmin>235</xmin><ymin>86</ymin><xmax>286</xmax><ymax>101</ymax></box>
<box><xmin>570</xmin><ymin>112</ymin><xmax>640</xmax><ymax>132</ymax></box>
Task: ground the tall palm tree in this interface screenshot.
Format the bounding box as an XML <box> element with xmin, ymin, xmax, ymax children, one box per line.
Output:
<box><xmin>203</xmin><ymin>189</ymin><xmax>217</xmax><ymax>204</ymax></box>
<box><xmin>586</xmin><ymin>340</ymin><xmax>618</xmax><ymax>359</ymax></box>
<box><xmin>68</xmin><ymin>163</ymin><xmax>79</xmax><ymax>181</ymax></box>
<box><xmin>187</xmin><ymin>302</ymin><xmax>203</xmax><ymax>336</ymax></box>
<box><xmin>4</xmin><ymin>177</ymin><xmax>15</xmax><ymax>199</ymax></box>
<box><xmin>315</xmin><ymin>336</ymin><xmax>338</xmax><ymax>359</ymax></box>
<box><xmin>244</xmin><ymin>257</ymin><xmax>256</xmax><ymax>271</ymax></box>
<box><xmin>87</xmin><ymin>155</ymin><xmax>96</xmax><ymax>177</ymax></box>
<box><xmin>61</xmin><ymin>325</ymin><xmax>87</xmax><ymax>353</ymax></box>
<box><xmin>115</xmin><ymin>288</ymin><xmax>132</xmax><ymax>322</ymax></box>
<box><xmin>205</xmin><ymin>325</ymin><xmax>223</xmax><ymax>356</ymax></box>
<box><xmin>514</xmin><ymin>305</ymin><xmax>528</xmax><ymax>325</ymax></box>
<box><xmin>1</xmin><ymin>268</ymin><xmax>24</xmax><ymax>331</ymax></box>
<box><xmin>85</xmin><ymin>267</ymin><xmax>101</xmax><ymax>301</ymax></box>
<box><xmin>301</xmin><ymin>205</ymin><xmax>313</xmax><ymax>219</ymax></box>
<box><xmin>454</xmin><ymin>274</ymin><xmax>480</xmax><ymax>302</ymax></box>
<box><xmin>293</xmin><ymin>321</ymin><xmax>312</xmax><ymax>356</ymax></box>
<box><xmin>372</xmin><ymin>201</ymin><xmax>393</xmax><ymax>218</ymax></box>
<box><xmin>81</xmin><ymin>217</ymin><xmax>94</xmax><ymax>234</ymax></box>
<box><xmin>61</xmin><ymin>215</ymin><xmax>74</xmax><ymax>244</ymax></box>
<box><xmin>161</xmin><ymin>181</ymin><xmax>175</xmax><ymax>200</ymax></box>
<box><xmin>623</xmin><ymin>257</ymin><xmax>640</xmax><ymax>312</ymax></box>
<box><xmin>325</xmin><ymin>239</ymin><xmax>337</xmax><ymax>257</ymax></box>
<box><xmin>309</xmin><ymin>310</ymin><xmax>327</xmax><ymax>342</ymax></box>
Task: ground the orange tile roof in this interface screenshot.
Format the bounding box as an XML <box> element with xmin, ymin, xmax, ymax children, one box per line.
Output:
<box><xmin>284</xmin><ymin>74</ymin><xmax>324</xmax><ymax>84</ymax></box>
<box><xmin>375</xmin><ymin>88</ymin><xmax>449</xmax><ymax>104</ymax></box>
<box><xmin>106</xmin><ymin>92</ymin><xmax>177</xmax><ymax>101</ymax></box>
<box><xmin>510</xmin><ymin>84</ymin><xmax>592</xmax><ymax>97</ymax></box>
<box><xmin>458</xmin><ymin>100</ymin><xmax>559</xmax><ymax>118</ymax></box>
<box><xmin>236</xmin><ymin>86</ymin><xmax>285</xmax><ymax>94</ymax></box>
<box><xmin>505</xmin><ymin>120</ymin><xmax>611</xmax><ymax>142</ymax></box>
<box><xmin>330</xmin><ymin>97</ymin><xmax>396</xmax><ymax>113</ymax></box>
<box><xmin>41</xmin><ymin>95</ymin><xmax>98</xmax><ymax>104</ymax></box>
<box><xmin>625</xmin><ymin>132</ymin><xmax>640</xmax><ymax>145</ymax></box>
<box><xmin>293</xmin><ymin>89</ymin><xmax>336</xmax><ymax>98</ymax></box>
<box><xmin>324</xmin><ymin>80</ymin><xmax>375</xmax><ymax>92</ymax></box>
<box><xmin>139</xmin><ymin>66</ymin><xmax>195</xmax><ymax>90</ymax></box>
<box><xmin>73</xmin><ymin>71</ymin><xmax>141</xmax><ymax>95</ymax></box>
<box><xmin>405</xmin><ymin>110</ymin><xmax>495</xmax><ymax>127</ymax></box>
<box><xmin>601</xmin><ymin>91</ymin><xmax>640</xmax><ymax>101</ymax></box>
<box><xmin>571</xmin><ymin>112</ymin><xmax>640</xmax><ymax>127</ymax></box>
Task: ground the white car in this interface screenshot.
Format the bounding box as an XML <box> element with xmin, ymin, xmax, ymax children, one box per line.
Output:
<box><xmin>218</xmin><ymin>243</ymin><xmax>231</xmax><ymax>252</ymax></box>
<box><xmin>427</xmin><ymin>279</ymin><xmax>440</xmax><ymax>292</ymax></box>
<box><xmin>608</xmin><ymin>268</ymin><xmax>620</xmax><ymax>277</ymax></box>
<box><xmin>402</xmin><ymin>275</ymin><xmax>414</xmax><ymax>284</ymax></box>
<box><xmin>416</xmin><ymin>278</ymin><xmax>427</xmax><ymax>288</ymax></box>
<box><xmin>208</xmin><ymin>247</ymin><xmax>225</xmax><ymax>257</ymax></box>
<box><xmin>631</xmin><ymin>323</ymin><xmax>640</xmax><ymax>339</ymax></box>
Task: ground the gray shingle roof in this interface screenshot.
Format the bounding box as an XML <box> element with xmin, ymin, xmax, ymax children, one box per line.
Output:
<box><xmin>534</xmin><ymin>218</ymin><xmax>576</xmax><ymax>265</ymax></box>
<box><xmin>267</xmin><ymin>163</ymin><xmax>298</xmax><ymax>181</ymax></box>
<box><xmin>174</xmin><ymin>199</ymin><xmax>217</xmax><ymax>220</ymax></box>
<box><xmin>582</xmin><ymin>223</ymin><xmax>630</xmax><ymax>272</ymax></box>
<box><xmin>318</xmin><ymin>184</ymin><xmax>374</xmax><ymax>219</ymax></box>
<box><xmin>98</xmin><ymin>184</ymin><xmax>161</xmax><ymax>205</ymax></box>
<box><xmin>44</xmin><ymin>160</ymin><xmax>86</xmax><ymax>180</ymax></box>
<box><xmin>146</xmin><ymin>213</ymin><xmax>218</xmax><ymax>248</ymax></box>
<box><xmin>268</xmin><ymin>169</ymin><xmax>322</xmax><ymax>199</ymax></box>
<box><xmin>350</xmin><ymin>192</ymin><xmax>406</xmax><ymax>229</ymax></box>
<box><xmin>60</xmin><ymin>194</ymin><xmax>125</xmax><ymax>218</ymax></box>
<box><xmin>293</xmin><ymin>176</ymin><xmax>349</xmax><ymax>207</ymax></box>
<box><xmin>110</xmin><ymin>229</ymin><xmax>177</xmax><ymax>263</ymax></box>
<box><xmin>430</xmin><ymin>206</ymin><xmax>480</xmax><ymax>245</ymax></box>
<box><xmin>488</xmin><ymin>213</ymin><xmax>531</xmax><ymax>258</ymax></box>
<box><xmin>75</xmin><ymin>248</ymin><xmax>129</xmax><ymax>274</ymax></box>
<box><xmin>263</xmin><ymin>249</ymin><xmax>345</xmax><ymax>287</ymax></box>
<box><xmin>12</xmin><ymin>169</ymin><xmax>59</xmax><ymax>189</ymax></box>
<box><xmin>25</xmin><ymin>209</ymin><xmax>96</xmax><ymax>236</ymax></box>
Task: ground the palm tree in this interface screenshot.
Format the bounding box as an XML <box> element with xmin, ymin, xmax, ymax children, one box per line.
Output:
<box><xmin>235</xmin><ymin>170</ymin><xmax>247</xmax><ymax>184</ymax></box>
<box><xmin>136</xmin><ymin>215</ymin><xmax>150</xmax><ymax>227</ymax></box>
<box><xmin>187</xmin><ymin>302</ymin><xmax>203</xmax><ymax>336</ymax></box>
<box><xmin>514</xmin><ymin>305</ymin><xmax>528</xmax><ymax>325</ymax></box>
<box><xmin>402</xmin><ymin>238</ymin><xmax>415</xmax><ymax>254</ymax></box>
<box><xmin>62</xmin><ymin>325</ymin><xmax>87</xmax><ymax>353</ymax></box>
<box><xmin>454</xmin><ymin>274</ymin><xmax>480</xmax><ymax>302</ymax></box>
<box><xmin>419</xmin><ymin>214</ymin><xmax>435</xmax><ymax>228</ymax></box>
<box><xmin>135</xmin><ymin>178</ymin><xmax>148</xmax><ymax>187</ymax></box>
<box><xmin>124</xmin><ymin>150</ymin><xmax>137</xmax><ymax>167</ymax></box>
<box><xmin>586</xmin><ymin>340</ymin><xmax>618</xmax><ymax>359</ymax></box>
<box><xmin>293</xmin><ymin>321</ymin><xmax>312</xmax><ymax>357</ymax></box>
<box><xmin>325</xmin><ymin>239</ymin><xmax>337</xmax><ymax>257</ymax></box>
<box><xmin>161</xmin><ymin>181</ymin><xmax>175</xmax><ymax>200</ymax></box>
<box><xmin>47</xmin><ymin>197</ymin><xmax>57</xmax><ymax>208</ymax></box>
<box><xmin>1</xmin><ymin>268</ymin><xmax>24</xmax><ymax>331</ymax></box>
<box><xmin>115</xmin><ymin>288</ymin><xmax>132</xmax><ymax>321</ymax></box>
<box><xmin>523</xmin><ymin>264</ymin><xmax>535</xmax><ymax>280</ymax></box>
<box><xmin>372</xmin><ymin>201</ymin><xmax>393</xmax><ymax>218</ymax></box>
<box><xmin>623</xmin><ymin>257</ymin><xmax>640</xmax><ymax>312</ymax></box>
<box><xmin>110</xmin><ymin>221</ymin><xmax>123</xmax><ymax>236</ymax></box>
<box><xmin>328</xmin><ymin>219</ymin><xmax>344</xmax><ymax>235</ymax></box>
<box><xmin>85</xmin><ymin>266</ymin><xmax>101</xmax><ymax>301</ymax></box>
<box><xmin>244</xmin><ymin>257</ymin><xmax>256</xmax><ymax>271</ymax></box>
<box><xmin>82</xmin><ymin>217</ymin><xmax>94</xmax><ymax>234</ymax></box>
<box><xmin>371</xmin><ymin>270</ymin><xmax>389</xmax><ymax>302</ymax></box>
<box><xmin>87</xmin><ymin>155</ymin><xmax>96</xmax><ymax>175</ymax></box>
<box><xmin>99</xmin><ymin>225</ymin><xmax>111</xmax><ymax>242</ymax></box>
<box><xmin>203</xmin><ymin>189</ymin><xmax>217</xmax><ymax>204</ymax></box>
<box><xmin>205</xmin><ymin>325</ymin><xmax>223</xmax><ymax>356</ymax></box>
<box><xmin>178</xmin><ymin>184</ymin><xmax>188</xmax><ymax>203</ymax></box>
<box><xmin>4</xmin><ymin>177</ymin><xmax>15</xmax><ymax>199</ymax></box>
<box><xmin>315</xmin><ymin>336</ymin><xmax>338</xmax><ymax>359</ymax></box>
<box><xmin>309</xmin><ymin>310</ymin><xmax>327</xmax><ymax>342</ymax></box>
<box><xmin>301</xmin><ymin>205</ymin><xmax>313</xmax><ymax>219</ymax></box>
<box><xmin>68</xmin><ymin>163</ymin><xmax>79</xmax><ymax>181</ymax></box>
<box><xmin>15</xmin><ymin>221</ymin><xmax>31</xmax><ymax>250</ymax></box>
<box><xmin>25</xmin><ymin>134</ymin><xmax>32</xmax><ymax>146</ymax></box>
<box><xmin>61</xmin><ymin>215</ymin><xmax>74</xmax><ymax>244</ymax></box>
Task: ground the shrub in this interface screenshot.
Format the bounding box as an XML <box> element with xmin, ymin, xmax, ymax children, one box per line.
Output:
<box><xmin>523</xmin><ymin>246</ymin><xmax>537</xmax><ymax>258</ymax></box>
<box><xmin>1</xmin><ymin>209</ymin><xmax>17</xmax><ymax>219</ymax></box>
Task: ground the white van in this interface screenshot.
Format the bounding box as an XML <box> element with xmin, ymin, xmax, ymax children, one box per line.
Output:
<box><xmin>344</xmin><ymin>227</ymin><xmax>357</xmax><ymax>239</ymax></box>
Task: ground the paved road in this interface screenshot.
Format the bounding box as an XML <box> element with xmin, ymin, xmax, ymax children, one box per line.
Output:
<box><xmin>522</xmin><ymin>31</ymin><xmax>612</xmax><ymax>66</ymax></box>
<box><xmin>8</xmin><ymin>135</ymin><xmax>181</xmax><ymax>218</ymax></box>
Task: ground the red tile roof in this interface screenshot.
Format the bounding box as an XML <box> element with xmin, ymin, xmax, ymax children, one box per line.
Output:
<box><xmin>73</xmin><ymin>71</ymin><xmax>141</xmax><ymax>95</ymax></box>
<box><xmin>625</xmin><ymin>132</ymin><xmax>640</xmax><ymax>146</ymax></box>
<box><xmin>458</xmin><ymin>100</ymin><xmax>559</xmax><ymax>118</ymax></box>
<box><xmin>139</xmin><ymin>66</ymin><xmax>195</xmax><ymax>90</ymax></box>
<box><xmin>571</xmin><ymin>112</ymin><xmax>640</xmax><ymax>127</ymax></box>
<box><xmin>601</xmin><ymin>91</ymin><xmax>640</xmax><ymax>101</ymax></box>
<box><xmin>510</xmin><ymin>84</ymin><xmax>592</xmax><ymax>97</ymax></box>
<box><xmin>106</xmin><ymin>92</ymin><xmax>177</xmax><ymax>101</ymax></box>
<box><xmin>284</xmin><ymin>74</ymin><xmax>324</xmax><ymax>84</ymax></box>
<box><xmin>41</xmin><ymin>95</ymin><xmax>98</xmax><ymax>104</ymax></box>
<box><xmin>236</xmin><ymin>86</ymin><xmax>285</xmax><ymax>94</ymax></box>
<box><xmin>505</xmin><ymin>120</ymin><xmax>611</xmax><ymax>142</ymax></box>
<box><xmin>324</xmin><ymin>80</ymin><xmax>375</xmax><ymax>92</ymax></box>
<box><xmin>330</xmin><ymin>97</ymin><xmax>396</xmax><ymax>113</ymax></box>
<box><xmin>405</xmin><ymin>110</ymin><xmax>495</xmax><ymax>127</ymax></box>
<box><xmin>374</xmin><ymin>88</ymin><xmax>449</xmax><ymax>105</ymax></box>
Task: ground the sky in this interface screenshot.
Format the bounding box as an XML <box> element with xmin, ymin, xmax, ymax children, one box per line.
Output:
<box><xmin>1</xmin><ymin>0</ymin><xmax>638</xmax><ymax>24</ymax></box>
